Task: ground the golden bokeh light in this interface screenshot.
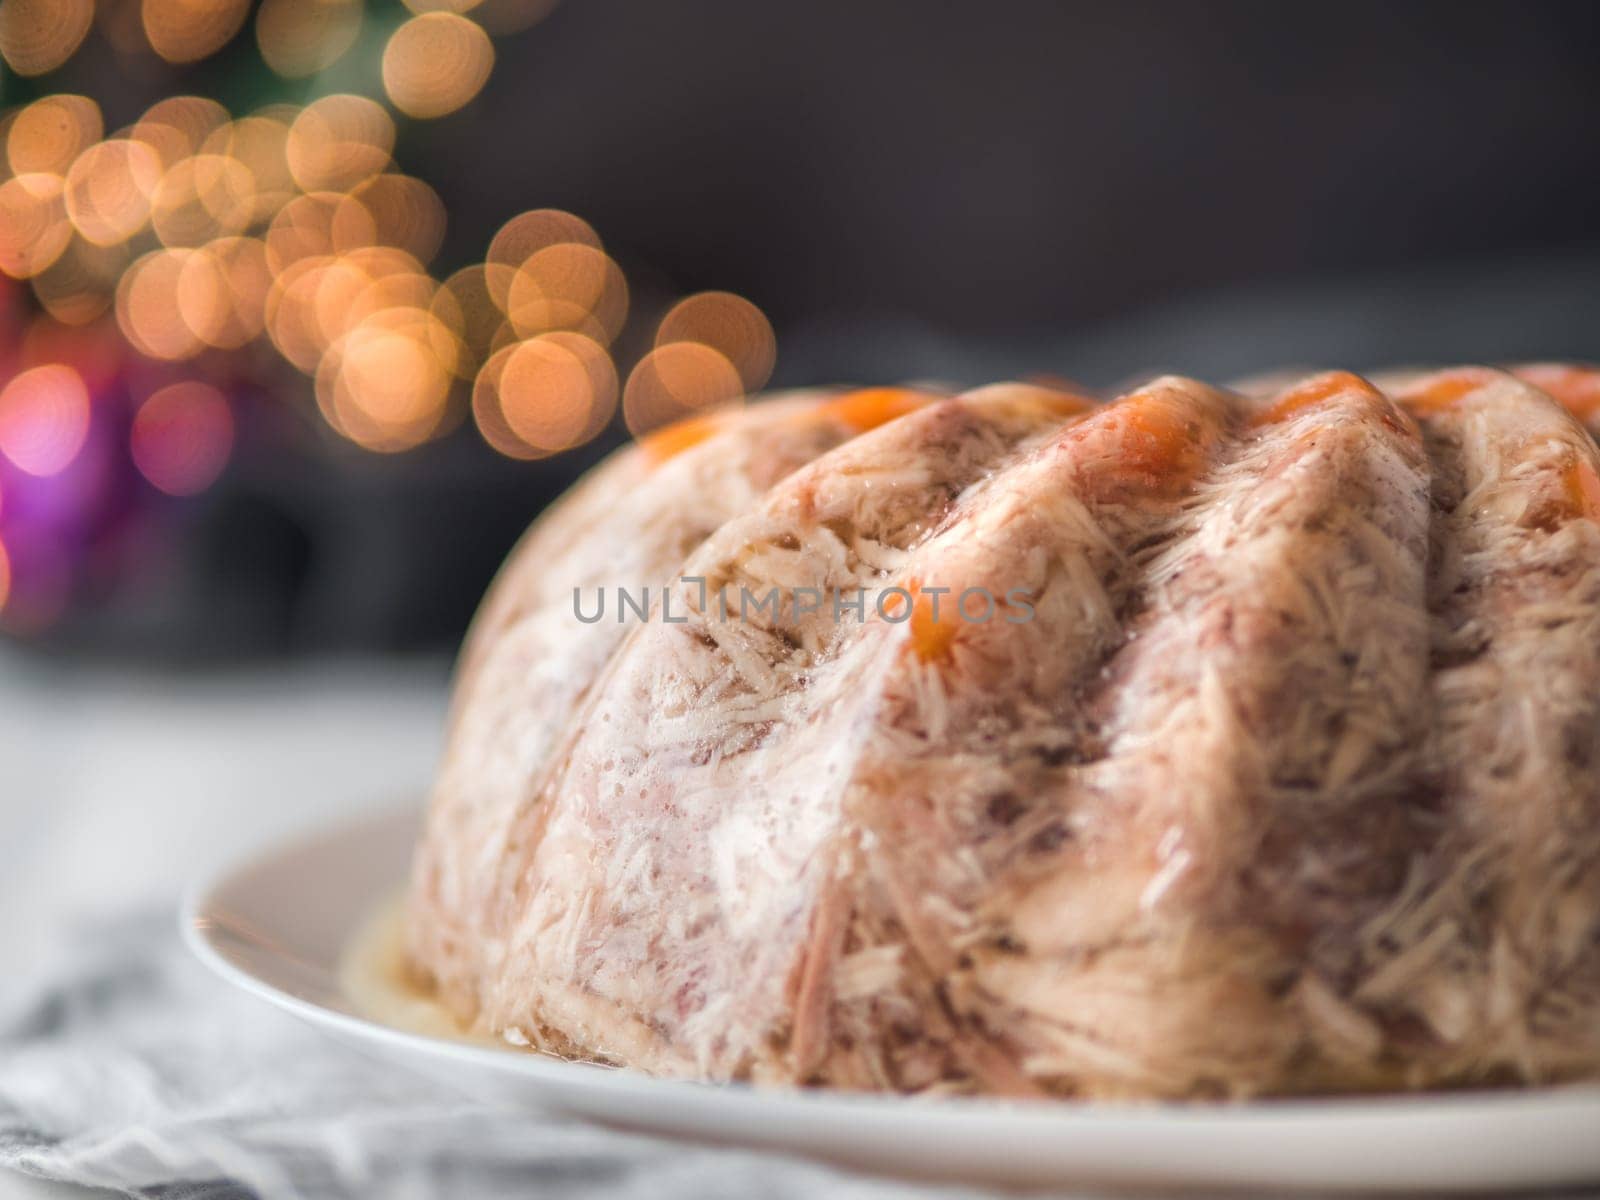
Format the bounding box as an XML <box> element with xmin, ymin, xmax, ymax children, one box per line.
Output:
<box><xmin>141</xmin><ymin>0</ymin><xmax>250</xmax><ymax>63</ymax></box>
<box><xmin>623</xmin><ymin>341</ymin><xmax>743</xmax><ymax>435</ymax></box>
<box><xmin>177</xmin><ymin>236</ymin><xmax>271</xmax><ymax>348</ymax></box>
<box><xmin>0</xmin><ymin>364</ymin><xmax>91</xmax><ymax>477</ymax></box>
<box><xmin>201</xmin><ymin>114</ymin><xmax>295</xmax><ymax>224</ymax></box>
<box><xmin>0</xmin><ymin>0</ymin><xmax>94</xmax><ymax>76</ymax></box>
<box><xmin>264</xmin><ymin>255</ymin><xmax>333</xmax><ymax>370</ymax></box>
<box><xmin>0</xmin><ymin>174</ymin><xmax>72</xmax><ymax>279</ymax></box>
<box><xmin>340</xmin><ymin>246</ymin><xmax>438</xmax><ymax>325</ymax></box>
<box><xmin>130</xmin><ymin>381</ymin><xmax>235</xmax><ymax>495</ymax></box>
<box><xmin>656</xmin><ymin>290</ymin><xmax>776</xmax><ymax>391</ymax></box>
<box><xmin>31</xmin><ymin>237</ymin><xmax>128</xmax><ymax>325</ymax></box>
<box><xmin>0</xmin><ymin>537</ymin><xmax>10</xmax><ymax>615</ymax></box>
<box><xmin>383</xmin><ymin>13</ymin><xmax>495</xmax><ymax>120</ymax></box>
<box><xmin>472</xmin><ymin>331</ymin><xmax>615</xmax><ymax>458</ymax></box>
<box><xmin>486</xmin><ymin>315</ymin><xmax>521</xmax><ymax>360</ymax></box>
<box><xmin>347</xmin><ymin>173</ymin><xmax>446</xmax><ymax>265</ymax></box>
<box><xmin>256</xmin><ymin>0</ymin><xmax>362</xmax><ymax>77</ymax></box>
<box><xmin>431</xmin><ymin>263</ymin><xmax>511</xmax><ymax>379</ymax></box>
<box><xmin>504</xmin><ymin>242</ymin><xmax>627</xmax><ymax>343</ymax></box>
<box><xmin>264</xmin><ymin>248</ymin><xmax>443</xmax><ymax>377</ymax></box>
<box><xmin>131</xmin><ymin>96</ymin><xmax>230</xmax><ymax>171</ymax></box>
<box><xmin>0</xmin><ymin>3</ymin><xmax>673</xmax><ymax>464</ymax></box>
<box><xmin>484</xmin><ymin>210</ymin><xmax>620</xmax><ymax>344</ymax></box>
<box><xmin>520</xmin><ymin>330</ymin><xmax>615</xmax><ymax>446</ymax></box>
<box><xmin>150</xmin><ymin>153</ymin><xmax>256</xmax><ymax>246</ymax></box>
<box><xmin>117</xmin><ymin>248</ymin><xmax>206</xmax><ymax>360</ymax></box>
<box><xmin>286</xmin><ymin>94</ymin><xmax>394</xmax><ymax>192</ymax></box>
<box><xmin>327</xmin><ymin>190</ymin><xmax>383</xmax><ymax>253</ymax></box>
<box><xmin>63</xmin><ymin>137</ymin><xmax>163</xmax><ymax>246</ymax></box>
<box><xmin>6</xmin><ymin>95</ymin><xmax>102</xmax><ymax>178</ymax></box>
<box><xmin>487</xmin><ymin>208</ymin><xmax>599</xmax><ymax>274</ymax></box>
<box><xmin>265</xmin><ymin>191</ymin><xmax>350</xmax><ymax>272</ymax></box>
<box><xmin>308</xmin><ymin>254</ymin><xmax>381</xmax><ymax>347</ymax></box>
<box><xmin>317</xmin><ymin>314</ymin><xmax>452</xmax><ymax>452</ymax></box>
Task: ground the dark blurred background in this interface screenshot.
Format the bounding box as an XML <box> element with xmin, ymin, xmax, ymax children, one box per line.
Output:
<box><xmin>5</xmin><ymin>0</ymin><xmax>1600</xmax><ymax>659</ymax></box>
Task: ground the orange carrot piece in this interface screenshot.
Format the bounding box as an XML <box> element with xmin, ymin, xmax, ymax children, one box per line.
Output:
<box><xmin>820</xmin><ymin>387</ymin><xmax>937</xmax><ymax>432</ymax></box>
<box><xmin>640</xmin><ymin>413</ymin><xmax>723</xmax><ymax>463</ymax></box>
<box><xmin>1402</xmin><ymin>367</ymin><xmax>1500</xmax><ymax>413</ymax></box>
<box><xmin>1063</xmin><ymin>383</ymin><xmax>1216</xmax><ymax>495</ymax></box>
<box><xmin>1562</xmin><ymin>459</ymin><xmax>1600</xmax><ymax>521</ymax></box>
<box><xmin>1514</xmin><ymin>363</ymin><xmax>1600</xmax><ymax>423</ymax></box>
<box><xmin>1020</xmin><ymin>386</ymin><xmax>1095</xmax><ymax>418</ymax></box>
<box><xmin>1252</xmin><ymin>371</ymin><xmax>1379</xmax><ymax>427</ymax></box>
<box><xmin>881</xmin><ymin>579</ymin><xmax>961</xmax><ymax>663</ymax></box>
<box><xmin>907</xmin><ymin>581</ymin><xmax>960</xmax><ymax>663</ymax></box>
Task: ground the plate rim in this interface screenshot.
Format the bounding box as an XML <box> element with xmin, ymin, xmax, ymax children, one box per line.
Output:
<box><xmin>180</xmin><ymin>802</ymin><xmax>1600</xmax><ymax>1127</ymax></box>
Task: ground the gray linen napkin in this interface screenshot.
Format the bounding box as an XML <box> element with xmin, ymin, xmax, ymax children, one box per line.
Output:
<box><xmin>0</xmin><ymin>910</ymin><xmax>1015</xmax><ymax>1200</ymax></box>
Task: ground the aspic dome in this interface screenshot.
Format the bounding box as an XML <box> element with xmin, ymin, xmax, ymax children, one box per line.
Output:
<box><xmin>408</xmin><ymin>365</ymin><xmax>1600</xmax><ymax>1099</ymax></box>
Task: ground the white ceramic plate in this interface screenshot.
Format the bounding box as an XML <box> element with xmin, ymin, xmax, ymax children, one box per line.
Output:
<box><xmin>183</xmin><ymin>806</ymin><xmax>1600</xmax><ymax>1194</ymax></box>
